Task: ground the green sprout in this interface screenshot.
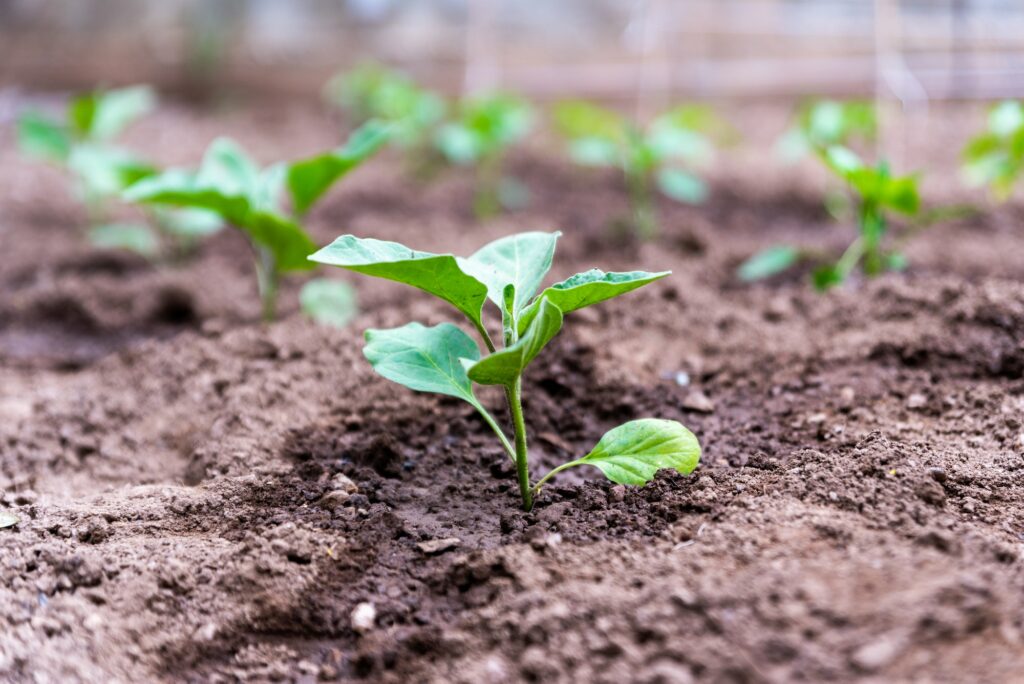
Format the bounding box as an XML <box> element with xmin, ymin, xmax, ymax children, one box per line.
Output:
<box><xmin>554</xmin><ymin>101</ymin><xmax>717</xmax><ymax>238</ymax></box>
<box><xmin>310</xmin><ymin>230</ymin><xmax>701</xmax><ymax>511</ymax></box>
<box><xmin>125</xmin><ymin>122</ymin><xmax>388</xmax><ymax>321</ymax></box>
<box><xmin>16</xmin><ymin>85</ymin><xmax>223</xmax><ymax>257</ymax></box>
<box><xmin>777</xmin><ymin>99</ymin><xmax>877</xmax><ymax>161</ymax></box>
<box><xmin>962</xmin><ymin>100</ymin><xmax>1024</xmax><ymax>200</ymax></box>
<box><xmin>435</xmin><ymin>94</ymin><xmax>533</xmax><ymax>219</ymax></box>
<box><xmin>740</xmin><ymin>146</ymin><xmax>920</xmax><ymax>290</ymax></box>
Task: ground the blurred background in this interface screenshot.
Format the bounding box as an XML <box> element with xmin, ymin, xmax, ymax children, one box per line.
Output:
<box><xmin>2</xmin><ymin>0</ymin><xmax>1024</xmax><ymax>105</ymax></box>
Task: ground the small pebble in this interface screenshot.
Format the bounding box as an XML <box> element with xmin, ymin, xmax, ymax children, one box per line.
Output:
<box><xmin>351</xmin><ymin>602</ymin><xmax>376</xmax><ymax>633</ymax></box>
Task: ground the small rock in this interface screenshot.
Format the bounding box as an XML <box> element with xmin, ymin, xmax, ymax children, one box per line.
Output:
<box><xmin>331</xmin><ymin>473</ymin><xmax>358</xmax><ymax>494</ymax></box>
<box><xmin>907</xmin><ymin>393</ymin><xmax>927</xmax><ymax>409</ymax></box>
<box><xmin>416</xmin><ymin>537</ymin><xmax>461</xmax><ymax>555</ymax></box>
<box><xmin>915</xmin><ymin>479</ymin><xmax>946</xmax><ymax>506</ymax></box>
<box><xmin>537</xmin><ymin>502</ymin><xmax>572</xmax><ymax>525</ymax></box>
<box><xmin>317</xmin><ymin>490</ymin><xmax>351</xmax><ymax>510</ymax></box>
<box><xmin>838</xmin><ymin>386</ymin><xmax>856</xmax><ymax>411</ymax></box>
<box><xmin>927</xmin><ymin>467</ymin><xmax>947</xmax><ymax>483</ymax></box>
<box><xmin>82</xmin><ymin>613</ymin><xmax>104</xmax><ymax>632</ymax></box>
<box><xmin>682</xmin><ymin>391</ymin><xmax>715</xmax><ymax>414</ymax></box>
<box><xmin>351</xmin><ymin>602</ymin><xmax>376</xmax><ymax>633</ymax></box>
<box><xmin>850</xmin><ymin>634</ymin><xmax>904</xmax><ymax>671</ymax></box>
<box><xmin>806</xmin><ymin>413</ymin><xmax>827</xmax><ymax>425</ymax></box>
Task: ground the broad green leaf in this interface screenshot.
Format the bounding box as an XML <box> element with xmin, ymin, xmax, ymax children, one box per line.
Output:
<box><xmin>568</xmin><ymin>137</ymin><xmax>621</xmax><ymax>166</ymax></box>
<box><xmin>466</xmin><ymin>299</ymin><xmax>562</xmax><ymax>386</ymax></box>
<box><xmin>824</xmin><ymin>145</ymin><xmax>862</xmax><ymax>175</ymax></box>
<box><xmin>990</xmin><ymin>101</ymin><xmax>1024</xmax><ymax>138</ymax></box>
<box><xmin>460</xmin><ymin>231</ymin><xmax>560</xmax><ymax>313</ymax></box>
<box><xmin>647</xmin><ymin>124</ymin><xmax>712</xmax><ymax>164</ymax></box>
<box><xmin>812</xmin><ymin>264</ymin><xmax>844</xmax><ymax>291</ymax></box>
<box><xmin>881</xmin><ymin>176</ymin><xmax>921</xmax><ymax>215</ymax></box>
<box><xmin>16</xmin><ymin>113</ymin><xmax>71</xmax><ymax>161</ymax></box>
<box><xmin>656</xmin><ymin>167</ymin><xmax>707</xmax><ymax>204</ymax></box>
<box><xmin>0</xmin><ymin>511</ymin><xmax>18</xmax><ymax>529</ymax></box>
<box><xmin>309</xmin><ymin>235</ymin><xmax>489</xmax><ymax>328</ymax></box>
<box><xmin>246</xmin><ymin>211</ymin><xmax>317</xmax><ymax>272</ymax></box>
<box><xmin>300</xmin><ymin>278</ymin><xmax>358</xmax><ymax>328</ymax></box>
<box><xmin>553</xmin><ymin>101</ymin><xmax>625</xmax><ymax>142</ymax></box>
<box><xmin>287</xmin><ymin>120</ymin><xmax>390</xmax><ymax>215</ymax></box>
<box><xmin>88</xmin><ymin>223</ymin><xmax>159</xmax><ymax>257</ymax></box>
<box><xmin>89</xmin><ymin>85</ymin><xmax>156</xmax><ymax>140</ymax></box>
<box><xmin>436</xmin><ymin>123</ymin><xmax>480</xmax><ymax>164</ymax></box>
<box><xmin>156</xmin><ymin>207</ymin><xmax>223</xmax><ymax>238</ymax></box>
<box><xmin>364</xmin><ymin>322</ymin><xmax>480</xmax><ymax>403</ymax></box>
<box><xmin>569</xmin><ymin>418</ymin><xmax>700</xmax><ymax>485</ymax></box>
<box><xmin>517</xmin><ymin>269</ymin><xmax>669</xmax><ymax>334</ymax></box>
<box><xmin>197</xmin><ymin>137</ymin><xmax>261</xmax><ymax>201</ymax></box>
<box><xmin>737</xmin><ymin>246</ymin><xmax>800</xmax><ymax>281</ymax></box>
<box><xmin>124</xmin><ymin>169</ymin><xmax>250</xmax><ymax>225</ymax></box>
<box><xmin>68</xmin><ymin>94</ymin><xmax>98</xmax><ymax>138</ymax></box>
<box><xmin>68</xmin><ymin>144</ymin><xmax>157</xmax><ymax>198</ymax></box>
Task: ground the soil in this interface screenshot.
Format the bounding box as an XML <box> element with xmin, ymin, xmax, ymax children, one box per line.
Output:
<box><xmin>1</xmin><ymin>98</ymin><xmax>1023</xmax><ymax>684</ymax></box>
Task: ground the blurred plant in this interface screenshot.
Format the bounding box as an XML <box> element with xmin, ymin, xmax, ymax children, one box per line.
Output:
<box><xmin>554</xmin><ymin>101</ymin><xmax>720</xmax><ymax>238</ymax></box>
<box><xmin>740</xmin><ymin>146</ymin><xmax>921</xmax><ymax>290</ymax></box>
<box><xmin>16</xmin><ymin>85</ymin><xmax>224</xmax><ymax>257</ymax></box>
<box><xmin>435</xmin><ymin>93</ymin><xmax>533</xmax><ymax>219</ymax></box>
<box><xmin>125</xmin><ymin>122</ymin><xmax>388</xmax><ymax>321</ymax></box>
<box><xmin>962</xmin><ymin>100</ymin><xmax>1024</xmax><ymax>200</ymax></box>
<box><xmin>310</xmin><ymin>230</ymin><xmax>699</xmax><ymax>510</ymax></box>
<box><xmin>324</xmin><ymin>63</ymin><xmax>446</xmax><ymax>178</ymax></box>
<box><xmin>777</xmin><ymin>99</ymin><xmax>877</xmax><ymax>161</ymax></box>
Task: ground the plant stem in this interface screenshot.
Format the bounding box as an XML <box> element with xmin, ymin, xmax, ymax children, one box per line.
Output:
<box><xmin>506</xmin><ymin>379</ymin><xmax>533</xmax><ymax>511</ymax></box>
<box><xmin>474</xmin><ymin>402</ymin><xmax>516</xmax><ymax>464</ymax></box>
<box><xmin>627</xmin><ymin>169</ymin><xmax>657</xmax><ymax>239</ymax></box>
<box><xmin>532</xmin><ymin>459</ymin><xmax>581</xmax><ymax>495</ymax></box>
<box><xmin>254</xmin><ymin>246</ymin><xmax>279</xmax><ymax>322</ymax></box>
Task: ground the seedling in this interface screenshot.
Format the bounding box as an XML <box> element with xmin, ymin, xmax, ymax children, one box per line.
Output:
<box><xmin>435</xmin><ymin>94</ymin><xmax>533</xmax><ymax>218</ymax></box>
<box><xmin>125</xmin><ymin>121</ymin><xmax>388</xmax><ymax>320</ymax></box>
<box><xmin>777</xmin><ymin>99</ymin><xmax>877</xmax><ymax>161</ymax></box>
<box><xmin>310</xmin><ymin>231</ymin><xmax>701</xmax><ymax>510</ymax></box>
<box><xmin>554</xmin><ymin>101</ymin><xmax>716</xmax><ymax>238</ymax></box>
<box><xmin>962</xmin><ymin>100</ymin><xmax>1024</xmax><ymax>200</ymax></box>
<box><xmin>325</xmin><ymin>63</ymin><xmax>444</xmax><ymax>150</ymax></box>
<box><xmin>739</xmin><ymin>146</ymin><xmax>920</xmax><ymax>290</ymax></box>
<box><xmin>16</xmin><ymin>85</ymin><xmax>223</xmax><ymax>256</ymax></box>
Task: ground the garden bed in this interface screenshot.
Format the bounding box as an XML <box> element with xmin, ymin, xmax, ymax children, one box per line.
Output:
<box><xmin>1</xmin><ymin>101</ymin><xmax>1023</xmax><ymax>683</ymax></box>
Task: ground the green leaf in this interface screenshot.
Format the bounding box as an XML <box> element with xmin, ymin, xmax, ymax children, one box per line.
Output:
<box><xmin>0</xmin><ymin>511</ymin><xmax>18</xmax><ymax>529</ymax></box>
<box><xmin>569</xmin><ymin>418</ymin><xmax>700</xmax><ymax>485</ymax></box>
<box><xmin>656</xmin><ymin>167</ymin><xmax>707</xmax><ymax>204</ymax></box>
<box><xmin>197</xmin><ymin>137</ymin><xmax>262</xmax><ymax>202</ymax></box>
<box><xmin>309</xmin><ymin>235</ymin><xmax>490</xmax><ymax>329</ymax></box>
<box><xmin>156</xmin><ymin>207</ymin><xmax>224</xmax><ymax>238</ymax></box>
<box><xmin>16</xmin><ymin>113</ymin><xmax>71</xmax><ymax>162</ymax></box>
<box><xmin>881</xmin><ymin>176</ymin><xmax>921</xmax><ymax>215</ymax></box>
<box><xmin>553</xmin><ymin>100</ymin><xmax>625</xmax><ymax>142</ymax></box>
<box><xmin>287</xmin><ymin>120</ymin><xmax>390</xmax><ymax>215</ymax></box>
<box><xmin>246</xmin><ymin>211</ymin><xmax>317</xmax><ymax>272</ymax></box>
<box><xmin>517</xmin><ymin>269</ymin><xmax>669</xmax><ymax>334</ymax></box>
<box><xmin>125</xmin><ymin>169</ymin><xmax>250</xmax><ymax>225</ymax></box>
<box><xmin>737</xmin><ymin>246</ymin><xmax>801</xmax><ymax>281</ymax></box>
<box><xmin>812</xmin><ymin>264</ymin><xmax>845</xmax><ymax>291</ymax></box>
<box><xmin>824</xmin><ymin>145</ymin><xmax>863</xmax><ymax>175</ymax></box>
<box><xmin>88</xmin><ymin>223</ymin><xmax>159</xmax><ymax>257</ymax></box>
<box><xmin>568</xmin><ymin>137</ymin><xmax>621</xmax><ymax>166</ymax></box>
<box><xmin>466</xmin><ymin>299</ymin><xmax>563</xmax><ymax>386</ymax></box>
<box><xmin>90</xmin><ymin>86</ymin><xmax>156</xmax><ymax>140</ymax></box>
<box><xmin>436</xmin><ymin>123</ymin><xmax>480</xmax><ymax>164</ymax></box>
<box><xmin>990</xmin><ymin>100</ymin><xmax>1024</xmax><ymax>138</ymax></box>
<box><xmin>364</xmin><ymin>322</ymin><xmax>480</xmax><ymax>403</ymax></box>
<box><xmin>68</xmin><ymin>144</ymin><xmax>157</xmax><ymax>198</ymax></box>
<box><xmin>460</xmin><ymin>231</ymin><xmax>560</xmax><ymax>313</ymax></box>
<box><xmin>300</xmin><ymin>278</ymin><xmax>358</xmax><ymax>328</ymax></box>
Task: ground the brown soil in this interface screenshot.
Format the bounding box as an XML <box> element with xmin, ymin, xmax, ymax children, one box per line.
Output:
<box><xmin>1</xmin><ymin>99</ymin><xmax>1023</xmax><ymax>684</ymax></box>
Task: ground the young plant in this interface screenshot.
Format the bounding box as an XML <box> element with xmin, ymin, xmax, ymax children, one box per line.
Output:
<box><xmin>324</xmin><ymin>63</ymin><xmax>445</xmax><ymax>150</ymax></box>
<box><xmin>124</xmin><ymin>122</ymin><xmax>388</xmax><ymax>320</ymax></box>
<box><xmin>962</xmin><ymin>100</ymin><xmax>1024</xmax><ymax>200</ymax></box>
<box><xmin>554</xmin><ymin>101</ymin><xmax>716</xmax><ymax>238</ymax></box>
<box><xmin>16</xmin><ymin>85</ymin><xmax>224</xmax><ymax>256</ymax></box>
<box><xmin>777</xmin><ymin>99</ymin><xmax>877</xmax><ymax>161</ymax></box>
<box><xmin>310</xmin><ymin>231</ymin><xmax>701</xmax><ymax>511</ymax></box>
<box><xmin>435</xmin><ymin>94</ymin><xmax>533</xmax><ymax>219</ymax></box>
<box><xmin>739</xmin><ymin>146</ymin><xmax>920</xmax><ymax>290</ymax></box>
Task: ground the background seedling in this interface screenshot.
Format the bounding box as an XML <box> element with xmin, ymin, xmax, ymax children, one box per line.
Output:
<box><xmin>435</xmin><ymin>93</ymin><xmax>533</xmax><ymax>219</ymax></box>
<box><xmin>777</xmin><ymin>99</ymin><xmax>877</xmax><ymax>161</ymax></box>
<box><xmin>962</xmin><ymin>100</ymin><xmax>1024</xmax><ymax>200</ymax></box>
<box><xmin>739</xmin><ymin>145</ymin><xmax>920</xmax><ymax>290</ymax></box>
<box><xmin>125</xmin><ymin>121</ymin><xmax>388</xmax><ymax>321</ymax></box>
<box><xmin>324</xmin><ymin>63</ymin><xmax>445</xmax><ymax>151</ymax></box>
<box><xmin>554</xmin><ymin>101</ymin><xmax>718</xmax><ymax>238</ymax></box>
<box><xmin>311</xmin><ymin>230</ymin><xmax>701</xmax><ymax>510</ymax></box>
<box><xmin>17</xmin><ymin>85</ymin><xmax>224</xmax><ymax>256</ymax></box>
